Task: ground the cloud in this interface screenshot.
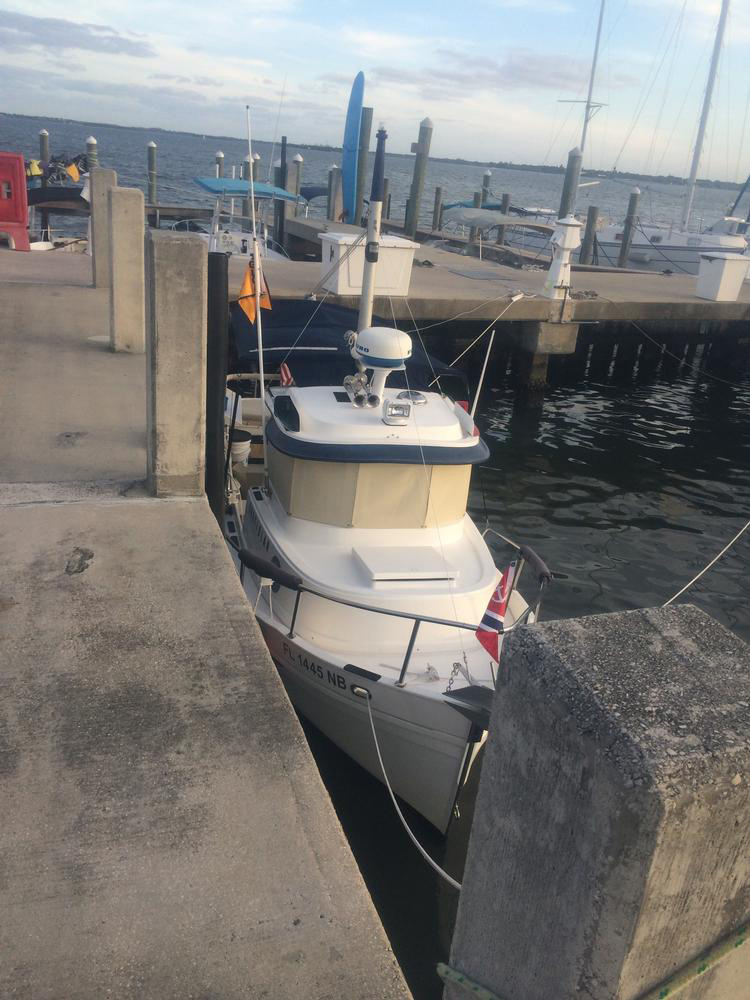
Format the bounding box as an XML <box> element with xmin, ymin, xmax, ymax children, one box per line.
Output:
<box><xmin>0</xmin><ymin>9</ymin><xmax>155</xmax><ymax>56</ymax></box>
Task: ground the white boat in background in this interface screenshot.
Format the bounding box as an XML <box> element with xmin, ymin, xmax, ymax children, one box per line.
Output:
<box><xmin>596</xmin><ymin>0</ymin><xmax>748</xmax><ymax>274</ymax></box>
<box><xmin>227</xmin><ymin>326</ymin><xmax>551</xmax><ymax>832</ymax></box>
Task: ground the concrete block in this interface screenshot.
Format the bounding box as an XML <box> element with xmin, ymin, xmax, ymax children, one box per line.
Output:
<box><xmin>447</xmin><ymin>605</ymin><xmax>750</xmax><ymax>1000</ymax></box>
<box><xmin>109</xmin><ymin>187</ymin><xmax>145</xmax><ymax>353</ymax></box>
<box><xmin>519</xmin><ymin>319</ymin><xmax>579</xmax><ymax>354</ymax></box>
<box><xmin>89</xmin><ymin>168</ymin><xmax>117</xmax><ymax>288</ymax></box>
<box><xmin>145</xmin><ymin>230</ymin><xmax>207</xmax><ymax>497</ymax></box>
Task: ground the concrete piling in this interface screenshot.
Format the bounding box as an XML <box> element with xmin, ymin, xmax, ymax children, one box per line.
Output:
<box><xmin>558</xmin><ymin>145</ymin><xmax>582</xmax><ymax>218</ymax></box>
<box><xmin>147</xmin><ymin>141</ymin><xmax>157</xmax><ymax>206</ymax></box>
<box><xmin>404</xmin><ymin>117</ymin><xmax>433</xmax><ymax>239</ymax></box>
<box><xmin>145</xmin><ymin>230</ymin><xmax>208</xmax><ymax>497</ymax></box>
<box><xmin>495</xmin><ymin>192</ymin><xmax>511</xmax><ymax>244</ymax></box>
<box><xmin>355</xmin><ymin>107</ymin><xmax>373</xmax><ymax>225</ymax></box>
<box><xmin>108</xmin><ymin>187</ymin><xmax>145</xmax><ymax>353</ymax></box>
<box><xmin>580</xmin><ymin>204</ymin><xmax>599</xmax><ymax>264</ymax></box>
<box><xmin>432</xmin><ymin>186</ymin><xmax>443</xmax><ymax>231</ymax></box>
<box><xmin>215</xmin><ymin>150</ymin><xmax>224</xmax><ymax>178</ymax></box>
<box><xmin>327</xmin><ymin>166</ymin><xmax>343</xmax><ymax>222</ymax></box>
<box><xmin>446</xmin><ymin>604</ymin><xmax>750</xmax><ymax>1000</ymax></box>
<box><xmin>85</xmin><ymin>135</ymin><xmax>99</xmax><ymax>169</ymax></box>
<box><xmin>618</xmin><ymin>187</ymin><xmax>641</xmax><ymax>268</ymax></box>
<box><xmin>89</xmin><ymin>168</ymin><xmax>118</xmax><ymax>288</ymax></box>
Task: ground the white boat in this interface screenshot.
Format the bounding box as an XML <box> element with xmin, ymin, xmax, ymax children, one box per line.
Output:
<box><xmin>226</xmin><ymin>326</ymin><xmax>551</xmax><ymax>832</ymax></box>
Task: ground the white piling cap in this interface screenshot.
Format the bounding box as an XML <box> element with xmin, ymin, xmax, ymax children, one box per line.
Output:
<box><xmin>244</xmin><ymin>153</ymin><xmax>252</xmax><ymax>162</ymax></box>
<box><xmin>253</xmin><ymin>152</ymin><xmax>261</xmax><ymax>161</ymax></box>
<box><xmin>421</xmin><ymin>117</ymin><xmax>433</xmax><ymax>129</ymax></box>
<box><xmin>39</xmin><ymin>128</ymin><xmax>49</xmax><ymax>136</ymax></box>
<box><xmin>293</xmin><ymin>153</ymin><xmax>304</xmax><ymax>163</ymax></box>
<box><xmin>483</xmin><ymin>169</ymin><xmax>492</xmax><ymax>177</ymax></box>
<box><xmin>148</xmin><ymin>140</ymin><xmax>157</xmax><ymax>148</ymax></box>
<box><xmin>632</xmin><ymin>186</ymin><xmax>641</xmax><ymax>195</ymax></box>
<box><xmin>86</xmin><ymin>136</ymin><xmax>97</xmax><ymax>144</ymax></box>
<box><xmin>216</xmin><ymin>150</ymin><xmax>224</xmax><ymax>157</ymax></box>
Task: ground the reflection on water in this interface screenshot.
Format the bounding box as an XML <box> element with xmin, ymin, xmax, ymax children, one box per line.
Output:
<box><xmin>306</xmin><ymin>327</ymin><xmax>750</xmax><ymax>1000</ymax></box>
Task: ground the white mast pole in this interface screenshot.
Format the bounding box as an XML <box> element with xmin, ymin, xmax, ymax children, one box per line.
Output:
<box><xmin>581</xmin><ymin>0</ymin><xmax>606</xmax><ymax>154</ymax></box>
<box><xmin>246</xmin><ymin>105</ymin><xmax>267</xmax><ymax>475</ymax></box>
<box><xmin>682</xmin><ymin>0</ymin><xmax>731</xmax><ymax>229</ymax></box>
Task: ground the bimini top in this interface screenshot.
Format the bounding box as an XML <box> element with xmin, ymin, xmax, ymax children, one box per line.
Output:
<box><xmin>193</xmin><ymin>177</ymin><xmax>302</xmax><ymax>202</ymax></box>
<box><xmin>266</xmin><ymin>386</ymin><xmax>490</xmax><ymax>466</ymax></box>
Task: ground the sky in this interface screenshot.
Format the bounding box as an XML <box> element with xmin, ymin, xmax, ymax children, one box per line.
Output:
<box><xmin>2</xmin><ymin>0</ymin><xmax>750</xmax><ymax>180</ymax></box>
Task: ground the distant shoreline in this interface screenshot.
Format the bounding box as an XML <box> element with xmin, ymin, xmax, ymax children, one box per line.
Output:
<box><xmin>2</xmin><ymin>110</ymin><xmax>743</xmax><ymax>193</ymax></box>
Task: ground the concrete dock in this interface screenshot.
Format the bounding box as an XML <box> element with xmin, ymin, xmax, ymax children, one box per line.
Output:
<box><xmin>0</xmin><ymin>247</ymin><xmax>410</xmax><ymax>998</ymax></box>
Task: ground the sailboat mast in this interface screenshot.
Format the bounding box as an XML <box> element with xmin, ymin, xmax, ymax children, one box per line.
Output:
<box><xmin>682</xmin><ymin>0</ymin><xmax>731</xmax><ymax>229</ymax></box>
<box><xmin>580</xmin><ymin>0</ymin><xmax>606</xmax><ymax>154</ymax></box>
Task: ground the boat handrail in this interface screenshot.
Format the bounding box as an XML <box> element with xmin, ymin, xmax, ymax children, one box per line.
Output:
<box><xmin>237</xmin><ymin>547</ymin><xmax>545</xmax><ymax>687</ymax></box>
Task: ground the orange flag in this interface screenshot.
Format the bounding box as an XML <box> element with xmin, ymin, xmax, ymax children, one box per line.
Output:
<box><xmin>238</xmin><ymin>259</ymin><xmax>272</xmax><ymax>324</ymax></box>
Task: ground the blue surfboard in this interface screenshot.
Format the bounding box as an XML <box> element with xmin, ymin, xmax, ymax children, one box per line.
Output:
<box><xmin>341</xmin><ymin>72</ymin><xmax>364</xmax><ymax>224</ymax></box>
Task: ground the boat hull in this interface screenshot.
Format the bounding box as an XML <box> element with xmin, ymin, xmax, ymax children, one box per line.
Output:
<box><xmin>258</xmin><ymin>620</ymin><xmax>477</xmax><ymax>833</ymax></box>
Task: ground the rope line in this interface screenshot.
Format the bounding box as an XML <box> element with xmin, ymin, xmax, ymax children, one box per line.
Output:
<box><xmin>663</xmin><ymin>517</ymin><xmax>750</xmax><ymax>607</ymax></box>
<box><xmin>362</xmin><ymin>692</ymin><xmax>462</xmax><ymax>891</ymax></box>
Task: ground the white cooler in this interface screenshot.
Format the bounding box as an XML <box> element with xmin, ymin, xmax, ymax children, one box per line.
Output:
<box><xmin>318</xmin><ymin>232</ymin><xmax>419</xmax><ymax>296</ymax></box>
<box><xmin>695</xmin><ymin>252</ymin><xmax>749</xmax><ymax>302</ymax></box>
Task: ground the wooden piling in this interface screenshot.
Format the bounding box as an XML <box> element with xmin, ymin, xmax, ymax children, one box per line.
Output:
<box><xmin>580</xmin><ymin>204</ymin><xmax>599</xmax><ymax>264</ymax></box>
<box><xmin>469</xmin><ymin>191</ymin><xmax>481</xmax><ymax>245</ymax></box>
<box><xmin>327</xmin><ymin>166</ymin><xmax>343</xmax><ymax>222</ymax></box>
<box><xmin>86</xmin><ymin>136</ymin><xmax>99</xmax><ymax>169</ymax></box>
<box><xmin>432</xmin><ymin>186</ymin><xmax>443</xmax><ymax>232</ymax></box>
<box><xmin>290</xmin><ymin>153</ymin><xmax>303</xmax><ymax>217</ymax></box>
<box><xmin>355</xmin><ymin>107</ymin><xmax>373</xmax><ymax>226</ymax></box>
<box><xmin>495</xmin><ymin>192</ymin><xmax>511</xmax><ymax>244</ymax></box>
<box><xmin>241</xmin><ymin>156</ymin><xmax>251</xmax><ymax>232</ymax></box>
<box><xmin>617</xmin><ymin>188</ymin><xmax>641</xmax><ymax>268</ymax></box>
<box><xmin>382</xmin><ymin>178</ymin><xmax>390</xmax><ymax>220</ymax></box>
<box><xmin>215</xmin><ymin>150</ymin><xmax>224</xmax><ymax>178</ymax></box>
<box><xmin>404</xmin><ymin>117</ymin><xmax>433</xmax><ymax>239</ymax></box>
<box><xmin>274</xmin><ymin>136</ymin><xmax>288</xmax><ymax>251</ymax></box>
<box><xmin>481</xmin><ymin>170</ymin><xmax>492</xmax><ymax>206</ymax></box>
<box><xmin>39</xmin><ymin>129</ymin><xmax>50</xmax><ymax>242</ymax></box>
<box><xmin>558</xmin><ymin>146</ymin><xmax>582</xmax><ymax>218</ymax></box>
<box><xmin>147</xmin><ymin>142</ymin><xmax>157</xmax><ymax>207</ymax></box>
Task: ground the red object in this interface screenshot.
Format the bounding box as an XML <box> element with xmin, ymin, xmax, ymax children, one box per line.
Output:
<box><xmin>279</xmin><ymin>362</ymin><xmax>294</xmax><ymax>386</ymax></box>
<box><xmin>475</xmin><ymin>561</ymin><xmax>517</xmax><ymax>662</ymax></box>
<box><xmin>0</xmin><ymin>153</ymin><xmax>30</xmax><ymax>251</ymax></box>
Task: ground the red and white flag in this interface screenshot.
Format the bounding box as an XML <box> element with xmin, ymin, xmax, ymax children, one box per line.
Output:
<box><xmin>475</xmin><ymin>561</ymin><xmax>517</xmax><ymax>662</ymax></box>
<box><xmin>279</xmin><ymin>362</ymin><xmax>294</xmax><ymax>387</ymax></box>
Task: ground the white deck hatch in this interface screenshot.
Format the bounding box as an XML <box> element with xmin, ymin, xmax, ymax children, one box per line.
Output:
<box><xmin>353</xmin><ymin>545</ymin><xmax>458</xmax><ymax>582</ymax></box>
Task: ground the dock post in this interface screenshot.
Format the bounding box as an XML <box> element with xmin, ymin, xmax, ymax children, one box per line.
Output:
<box><xmin>274</xmin><ymin>135</ymin><xmax>288</xmax><ymax>251</ymax></box>
<box><xmin>480</xmin><ymin>170</ymin><xmax>491</xmax><ymax>206</ymax></box>
<box><xmin>404</xmin><ymin>117</ymin><xmax>433</xmax><ymax>239</ymax></box>
<box><xmin>215</xmin><ymin>150</ymin><xmax>224</xmax><ymax>178</ymax></box>
<box><xmin>241</xmin><ymin>155</ymin><xmax>251</xmax><ymax>232</ymax></box>
<box><xmin>618</xmin><ymin>187</ymin><xmax>641</xmax><ymax>268</ymax></box>
<box><xmin>432</xmin><ymin>186</ymin><xmax>443</xmax><ymax>231</ymax></box>
<box><xmin>445</xmin><ymin>604</ymin><xmax>750</xmax><ymax>1000</ymax></box>
<box><xmin>382</xmin><ymin>178</ymin><xmax>390</xmax><ymax>220</ymax></box>
<box><xmin>557</xmin><ymin>145</ymin><xmax>582</xmax><ymax>218</ymax></box>
<box><xmin>89</xmin><ymin>168</ymin><xmax>118</xmax><ymax>288</ymax></box>
<box><xmin>327</xmin><ymin>165</ymin><xmax>343</xmax><ymax>222</ymax></box>
<box><xmin>468</xmin><ymin>191</ymin><xmax>481</xmax><ymax>246</ymax></box>
<box><xmin>355</xmin><ymin>107</ymin><xmax>373</xmax><ymax>225</ymax></box>
<box><xmin>39</xmin><ymin>128</ymin><xmax>50</xmax><ymax>242</ymax></box>
<box><xmin>495</xmin><ymin>192</ymin><xmax>511</xmax><ymax>244</ymax></box>
<box><xmin>145</xmin><ymin>230</ymin><xmax>208</xmax><ymax>497</ymax></box>
<box><xmin>542</xmin><ymin>215</ymin><xmax>582</xmax><ymax>299</ymax></box>
<box><xmin>205</xmin><ymin>251</ymin><xmax>229</xmax><ymax>524</ymax></box>
<box><xmin>86</xmin><ymin>135</ymin><xmax>99</xmax><ymax>169</ymax></box>
<box><xmin>580</xmin><ymin>204</ymin><xmax>599</xmax><ymax>264</ymax></box>
<box><xmin>290</xmin><ymin>153</ymin><xmax>304</xmax><ymax>217</ymax></box>
<box><xmin>108</xmin><ymin>187</ymin><xmax>145</xmax><ymax>353</ymax></box>
<box><xmin>147</xmin><ymin>141</ymin><xmax>157</xmax><ymax>208</ymax></box>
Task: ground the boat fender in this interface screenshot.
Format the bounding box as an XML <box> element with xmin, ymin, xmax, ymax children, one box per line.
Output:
<box><xmin>237</xmin><ymin>549</ymin><xmax>302</xmax><ymax>591</ymax></box>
